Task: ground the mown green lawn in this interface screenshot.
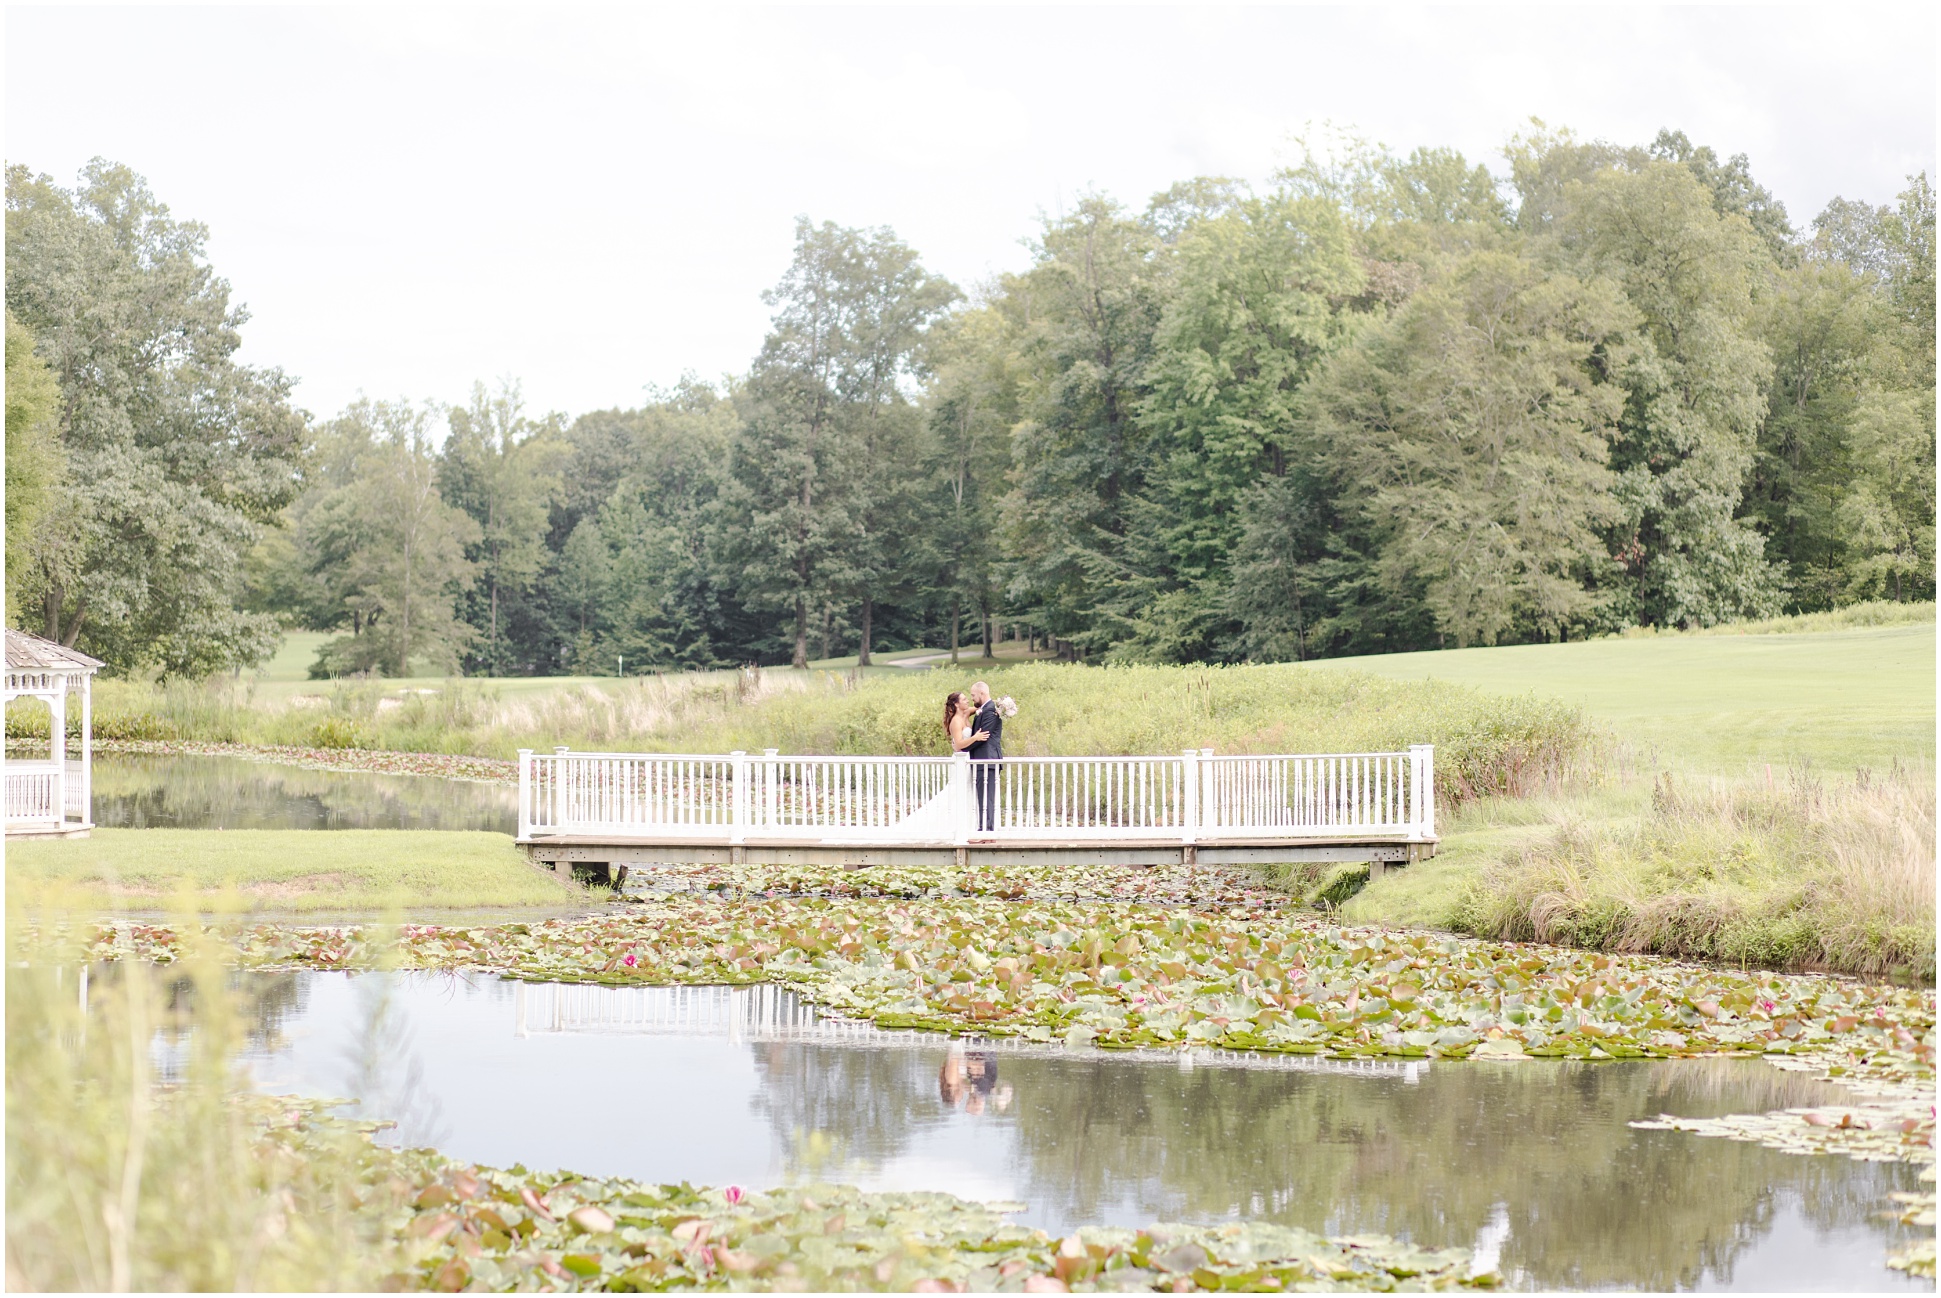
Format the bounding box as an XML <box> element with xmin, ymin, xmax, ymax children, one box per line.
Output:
<box><xmin>6</xmin><ymin>829</ymin><xmax>579</xmax><ymax>913</ymax></box>
<box><xmin>1309</xmin><ymin>623</ymin><xmax>1934</xmax><ymax>772</ymax></box>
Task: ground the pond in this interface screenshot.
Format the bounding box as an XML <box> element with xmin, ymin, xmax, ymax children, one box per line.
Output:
<box><xmin>90</xmin><ymin>752</ymin><xmax>516</xmax><ymax>833</ymax></box>
<box><xmin>227</xmin><ymin>970</ymin><xmax>1924</xmax><ymax>1292</ymax></box>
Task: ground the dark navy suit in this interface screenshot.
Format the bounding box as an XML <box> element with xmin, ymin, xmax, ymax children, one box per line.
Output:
<box><xmin>968</xmin><ymin>700</ymin><xmax>1003</xmax><ymax>831</ymax></box>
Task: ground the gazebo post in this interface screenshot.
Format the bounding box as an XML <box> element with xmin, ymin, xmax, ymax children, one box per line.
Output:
<box><xmin>80</xmin><ymin>673</ymin><xmax>92</xmax><ymax>828</ymax></box>
<box><xmin>51</xmin><ymin>680</ymin><xmax>67</xmax><ymax>828</ymax></box>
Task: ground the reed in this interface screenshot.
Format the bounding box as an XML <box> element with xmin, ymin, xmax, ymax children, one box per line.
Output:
<box><xmin>1448</xmin><ymin>763</ymin><xmax>1936</xmax><ymax>981</ymax></box>
<box><xmin>4</xmin><ymin>910</ymin><xmax>396</xmax><ymax>1289</ymax></box>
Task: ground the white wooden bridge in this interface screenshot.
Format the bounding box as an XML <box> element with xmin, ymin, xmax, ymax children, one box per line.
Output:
<box><xmin>517</xmin><ymin>745</ymin><xmax>1437</xmax><ymax>877</ymax></box>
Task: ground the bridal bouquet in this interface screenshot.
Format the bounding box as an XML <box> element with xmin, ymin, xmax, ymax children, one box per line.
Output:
<box><xmin>994</xmin><ymin>695</ymin><xmax>1019</xmax><ymax>718</ymax></box>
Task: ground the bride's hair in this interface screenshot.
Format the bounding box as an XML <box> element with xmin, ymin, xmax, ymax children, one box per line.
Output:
<box><xmin>943</xmin><ymin>691</ymin><xmax>966</xmax><ymax>733</ymax></box>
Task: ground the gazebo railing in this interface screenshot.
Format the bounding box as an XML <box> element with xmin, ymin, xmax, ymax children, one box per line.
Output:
<box><xmin>518</xmin><ymin>746</ymin><xmax>1435</xmax><ymax>845</ymax></box>
<box><xmin>3</xmin><ymin>759</ymin><xmax>87</xmax><ymax>827</ymax></box>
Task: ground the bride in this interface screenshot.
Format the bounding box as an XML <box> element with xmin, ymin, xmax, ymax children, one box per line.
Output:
<box><xmin>944</xmin><ymin>690</ymin><xmax>990</xmax><ymax>755</ymax></box>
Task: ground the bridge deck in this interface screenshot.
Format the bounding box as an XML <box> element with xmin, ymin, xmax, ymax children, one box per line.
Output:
<box><xmin>521</xmin><ymin>833</ymin><xmax>1437</xmax><ymax>872</ymax></box>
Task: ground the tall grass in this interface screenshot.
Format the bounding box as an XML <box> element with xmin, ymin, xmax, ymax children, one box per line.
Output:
<box><xmin>1449</xmin><ymin>764</ymin><xmax>1936</xmax><ymax>981</ymax></box>
<box><xmin>13</xmin><ymin>663</ymin><xmax>1598</xmax><ymax>810</ymax></box>
<box><xmin>5</xmin><ymin>914</ymin><xmax>395</xmax><ymax>1289</ymax></box>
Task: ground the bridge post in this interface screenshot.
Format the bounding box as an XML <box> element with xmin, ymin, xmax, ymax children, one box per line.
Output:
<box><xmin>1180</xmin><ymin>750</ymin><xmax>1199</xmax><ymax>844</ymax></box>
<box><xmin>951</xmin><ymin>750</ymin><xmax>971</xmax><ymax>846</ymax></box>
<box><xmin>517</xmin><ymin>749</ymin><xmax>532</xmax><ymax>840</ymax></box>
<box><xmin>763</xmin><ymin>749</ymin><xmax>779</xmax><ymax>828</ymax></box>
<box><xmin>554</xmin><ymin>746</ymin><xmax>569</xmax><ymax>833</ymax></box>
<box><xmin>730</xmin><ymin>751</ymin><xmax>747</xmax><ymax>846</ymax></box>
<box><xmin>1409</xmin><ymin>744</ymin><xmax>1435</xmax><ymax>839</ymax></box>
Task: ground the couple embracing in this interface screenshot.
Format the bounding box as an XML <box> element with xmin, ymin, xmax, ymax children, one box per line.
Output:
<box><xmin>943</xmin><ymin>681</ymin><xmax>1011</xmax><ymax>836</ymax></box>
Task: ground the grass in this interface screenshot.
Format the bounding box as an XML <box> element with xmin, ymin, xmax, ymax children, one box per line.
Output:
<box><xmin>5</xmin><ymin>829</ymin><xmax>577</xmax><ymax>913</ymax></box>
<box><xmin>1446</xmin><ymin>764</ymin><xmax>1937</xmax><ymax>981</ymax></box>
<box><xmin>1309</xmin><ymin>621</ymin><xmax>1934</xmax><ymax>773</ymax></box>
<box><xmin>6</xmin><ymin>917</ymin><xmax>398</xmax><ymax>1290</ymax></box>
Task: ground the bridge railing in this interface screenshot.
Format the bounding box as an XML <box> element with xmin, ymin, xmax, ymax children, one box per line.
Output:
<box><xmin>518</xmin><ymin>745</ymin><xmax>1434</xmax><ymax>845</ymax></box>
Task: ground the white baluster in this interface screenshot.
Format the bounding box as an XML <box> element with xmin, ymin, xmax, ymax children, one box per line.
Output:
<box><xmin>517</xmin><ymin>749</ymin><xmax>532</xmax><ymax>839</ymax></box>
<box><xmin>1180</xmin><ymin>750</ymin><xmax>1198</xmax><ymax>844</ymax></box>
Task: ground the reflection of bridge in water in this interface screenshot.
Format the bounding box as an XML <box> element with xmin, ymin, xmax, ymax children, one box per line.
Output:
<box><xmin>512</xmin><ymin>981</ymin><xmax>1426</xmax><ymax>1082</ymax></box>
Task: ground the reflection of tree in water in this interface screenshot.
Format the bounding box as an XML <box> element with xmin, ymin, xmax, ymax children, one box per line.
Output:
<box><xmin>231</xmin><ymin>971</ymin><xmax>306</xmax><ymax>1052</ymax></box>
<box><xmin>90</xmin><ymin>753</ymin><xmax>515</xmax><ymax>832</ymax></box>
<box><xmin>998</xmin><ymin>1054</ymin><xmax>1911</xmax><ymax>1290</ymax></box>
<box><xmin>341</xmin><ymin>973</ymin><xmax>450</xmax><ymax>1152</ymax></box>
<box><xmin>747</xmin><ymin>1041</ymin><xmax>964</xmax><ymax>1176</ymax></box>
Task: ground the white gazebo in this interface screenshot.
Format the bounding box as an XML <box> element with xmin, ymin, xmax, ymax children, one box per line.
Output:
<box><xmin>4</xmin><ymin>629</ymin><xmax>102</xmax><ymax>838</ymax></box>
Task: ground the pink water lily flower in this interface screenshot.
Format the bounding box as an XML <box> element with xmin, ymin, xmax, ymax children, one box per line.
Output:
<box><xmin>724</xmin><ymin>1184</ymin><xmax>745</xmax><ymax>1205</ymax></box>
<box><xmin>623</xmin><ymin>953</ymin><xmax>638</xmax><ymax>968</ymax></box>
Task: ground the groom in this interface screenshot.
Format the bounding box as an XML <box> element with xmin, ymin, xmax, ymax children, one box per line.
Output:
<box><xmin>967</xmin><ymin>680</ymin><xmax>1003</xmax><ymax>834</ymax></box>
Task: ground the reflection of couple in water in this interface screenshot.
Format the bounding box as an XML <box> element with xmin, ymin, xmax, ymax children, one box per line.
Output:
<box><xmin>938</xmin><ymin>1046</ymin><xmax>1013</xmax><ymax>1115</ymax></box>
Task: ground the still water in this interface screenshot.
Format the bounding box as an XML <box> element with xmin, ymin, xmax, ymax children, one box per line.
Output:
<box><xmin>91</xmin><ymin>753</ymin><xmax>516</xmax><ymax>832</ymax></box>
<box><xmin>231</xmin><ymin>970</ymin><xmax>1925</xmax><ymax>1292</ymax></box>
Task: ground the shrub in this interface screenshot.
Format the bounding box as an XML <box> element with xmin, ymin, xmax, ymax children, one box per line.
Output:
<box><xmin>308</xmin><ymin>716</ymin><xmax>364</xmax><ymax>750</ymax></box>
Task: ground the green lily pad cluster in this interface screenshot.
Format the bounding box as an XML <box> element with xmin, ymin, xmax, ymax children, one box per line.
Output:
<box><xmin>632</xmin><ymin>859</ymin><xmax>1292</xmax><ymax>908</ymax></box>
<box><xmin>248</xmin><ymin>1096</ymin><xmax>1493</xmax><ymax>1293</ymax></box>
<box><xmin>1630</xmin><ymin>1097</ymin><xmax>1935</xmax><ymax>1164</ymax></box>
<box><xmin>381</xmin><ymin>1151</ymin><xmax>1493</xmax><ymax>1293</ymax></box>
<box><xmin>82</xmin><ymin>893</ymin><xmax>1935</xmax><ymax>1082</ymax></box>
<box><xmin>1887</xmin><ymin>1188</ymin><xmax>1937</xmax><ymax>1278</ymax></box>
<box><xmin>94</xmin><ymin>739</ymin><xmax>517</xmax><ymax>784</ymax></box>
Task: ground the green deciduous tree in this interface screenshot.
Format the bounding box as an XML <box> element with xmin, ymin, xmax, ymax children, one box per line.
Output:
<box><xmin>5</xmin><ymin>311</ymin><xmax>64</xmax><ymax>623</ymax></box>
<box><xmin>1544</xmin><ymin>159</ymin><xmax>1785</xmax><ymax>626</ymax></box>
<box><xmin>439</xmin><ymin>381</ymin><xmax>564</xmax><ymax>675</ymax></box>
<box><xmin>723</xmin><ymin>220</ymin><xmax>954</xmax><ymax>668</ymax></box>
<box><xmin>302</xmin><ymin>401</ymin><xmax>479</xmax><ymax>677</ymax></box>
<box><xmin>5</xmin><ymin>160</ymin><xmax>304</xmax><ymax>675</ymax></box>
<box><xmin>1122</xmin><ymin>188</ymin><xmax>1362</xmax><ymax>661</ymax></box>
<box><xmin>1000</xmin><ymin>198</ymin><xmax>1166</xmax><ymax>655</ymax></box>
<box><xmin>924</xmin><ymin>303</ymin><xmax>1022</xmax><ymax>662</ymax></box>
<box><xmin>1304</xmin><ymin>251</ymin><xmax>1637</xmax><ymax>647</ymax></box>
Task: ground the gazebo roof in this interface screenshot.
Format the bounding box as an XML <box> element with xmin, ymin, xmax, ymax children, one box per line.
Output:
<box><xmin>4</xmin><ymin>629</ymin><xmax>104</xmax><ymax>674</ymax></box>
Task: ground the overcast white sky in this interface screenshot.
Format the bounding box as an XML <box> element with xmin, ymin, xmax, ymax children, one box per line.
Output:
<box><xmin>5</xmin><ymin>5</ymin><xmax>1935</xmax><ymax>422</ymax></box>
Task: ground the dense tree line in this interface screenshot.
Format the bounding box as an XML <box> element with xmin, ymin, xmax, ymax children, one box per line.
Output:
<box><xmin>6</xmin><ymin>128</ymin><xmax>1933</xmax><ymax>677</ymax></box>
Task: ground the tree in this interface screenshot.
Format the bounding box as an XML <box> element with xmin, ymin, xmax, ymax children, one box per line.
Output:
<box><xmin>1836</xmin><ymin>388</ymin><xmax>1935</xmax><ymax>602</ymax></box>
<box><xmin>924</xmin><ymin>303</ymin><xmax>1021</xmax><ymax>663</ymax></box>
<box><xmin>439</xmin><ymin>381</ymin><xmax>563</xmax><ymax>675</ymax></box>
<box><xmin>1748</xmin><ymin>259</ymin><xmax>1892</xmax><ymax>607</ymax></box>
<box><xmin>5</xmin><ymin>160</ymin><xmax>303</xmax><ymax>675</ymax></box>
<box><xmin>554</xmin><ymin>518</ymin><xmax>610</xmax><ymax>667</ymax></box>
<box><xmin>999</xmin><ymin>198</ymin><xmax>1166</xmax><ymax>656</ymax></box>
<box><xmin>5</xmin><ymin>311</ymin><xmax>64</xmax><ymax>623</ymax></box>
<box><xmin>1122</xmin><ymin>188</ymin><xmax>1362</xmax><ymax>661</ymax></box>
<box><xmin>1545</xmin><ymin>159</ymin><xmax>1785</xmax><ymax>626</ymax></box>
<box><xmin>1647</xmin><ymin>129</ymin><xmax>1794</xmax><ymax>262</ymax></box>
<box><xmin>303</xmin><ymin>401</ymin><xmax>478</xmax><ymax>677</ymax></box>
<box><xmin>723</xmin><ymin>219</ymin><xmax>953</xmax><ymax>668</ymax></box>
<box><xmin>830</xmin><ymin>231</ymin><xmax>957</xmax><ymax>665</ymax></box>
<box><xmin>1303</xmin><ymin>251</ymin><xmax>1637</xmax><ymax>647</ymax></box>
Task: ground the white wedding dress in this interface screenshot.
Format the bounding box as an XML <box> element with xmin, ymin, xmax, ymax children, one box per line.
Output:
<box><xmin>817</xmin><ymin>784</ymin><xmax>956</xmax><ymax>844</ymax></box>
<box><xmin>817</xmin><ymin>729</ymin><xmax>966</xmax><ymax>845</ymax></box>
